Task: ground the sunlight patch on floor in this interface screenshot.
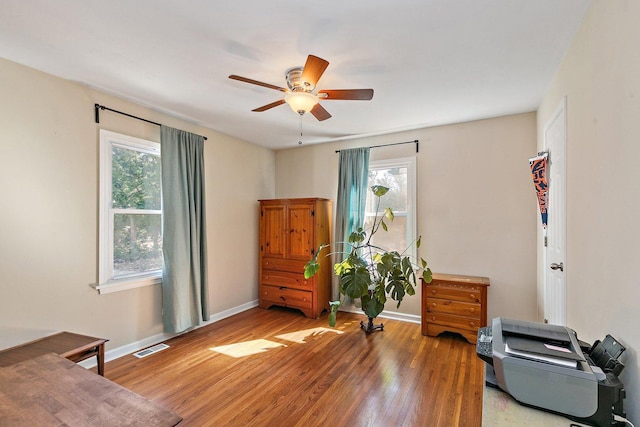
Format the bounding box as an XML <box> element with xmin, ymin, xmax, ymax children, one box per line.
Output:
<box><xmin>209</xmin><ymin>327</ymin><xmax>344</xmax><ymax>357</ymax></box>
<box><xmin>209</xmin><ymin>339</ymin><xmax>286</xmax><ymax>358</ymax></box>
<box><xmin>275</xmin><ymin>327</ymin><xmax>344</xmax><ymax>344</ymax></box>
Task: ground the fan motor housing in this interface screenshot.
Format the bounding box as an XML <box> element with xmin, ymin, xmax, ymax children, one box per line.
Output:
<box><xmin>285</xmin><ymin>67</ymin><xmax>314</xmax><ymax>92</ymax></box>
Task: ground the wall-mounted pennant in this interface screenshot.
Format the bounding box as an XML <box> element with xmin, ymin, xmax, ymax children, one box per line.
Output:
<box><xmin>529</xmin><ymin>152</ymin><xmax>548</xmax><ymax>228</ymax></box>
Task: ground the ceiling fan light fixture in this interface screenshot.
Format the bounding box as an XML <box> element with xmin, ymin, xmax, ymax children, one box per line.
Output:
<box><xmin>285</xmin><ymin>91</ymin><xmax>318</xmax><ymax>115</ymax></box>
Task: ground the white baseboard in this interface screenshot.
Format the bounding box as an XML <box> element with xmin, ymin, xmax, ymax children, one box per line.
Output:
<box><xmin>338</xmin><ymin>306</ymin><xmax>421</xmax><ymax>324</ymax></box>
<box><xmin>78</xmin><ymin>299</ymin><xmax>259</xmax><ymax>369</ymax></box>
<box><xmin>208</xmin><ymin>300</ymin><xmax>259</xmax><ymax>323</ymax></box>
<box><xmin>379</xmin><ymin>310</ymin><xmax>421</xmax><ymax>324</ymax></box>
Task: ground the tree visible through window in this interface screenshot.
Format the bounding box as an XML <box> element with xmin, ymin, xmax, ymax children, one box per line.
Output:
<box><xmin>111</xmin><ymin>145</ymin><xmax>162</xmax><ymax>276</ymax></box>
<box><xmin>98</xmin><ymin>130</ymin><xmax>162</xmax><ymax>292</ymax></box>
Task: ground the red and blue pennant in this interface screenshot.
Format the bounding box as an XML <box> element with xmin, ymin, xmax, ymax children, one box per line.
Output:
<box><xmin>529</xmin><ymin>153</ymin><xmax>548</xmax><ymax>228</ymax></box>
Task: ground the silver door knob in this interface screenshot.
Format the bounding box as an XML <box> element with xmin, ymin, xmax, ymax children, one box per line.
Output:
<box><xmin>550</xmin><ymin>262</ymin><xmax>564</xmax><ymax>271</ymax></box>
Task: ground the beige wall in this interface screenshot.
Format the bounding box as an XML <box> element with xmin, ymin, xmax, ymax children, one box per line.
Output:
<box><xmin>537</xmin><ymin>1</ymin><xmax>639</xmax><ymax>421</ymax></box>
<box><xmin>0</xmin><ymin>57</ymin><xmax>275</xmax><ymax>351</ymax></box>
<box><xmin>276</xmin><ymin>112</ymin><xmax>538</xmax><ymax>322</ymax></box>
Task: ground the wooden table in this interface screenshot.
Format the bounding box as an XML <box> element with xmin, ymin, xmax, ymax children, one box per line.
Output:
<box><xmin>0</xmin><ymin>353</ymin><xmax>182</xmax><ymax>426</ymax></box>
<box><xmin>0</xmin><ymin>332</ymin><xmax>108</xmax><ymax>376</ymax></box>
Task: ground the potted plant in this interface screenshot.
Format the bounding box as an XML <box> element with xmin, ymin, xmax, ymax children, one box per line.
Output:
<box><xmin>304</xmin><ymin>185</ymin><xmax>432</xmax><ymax>333</ymax></box>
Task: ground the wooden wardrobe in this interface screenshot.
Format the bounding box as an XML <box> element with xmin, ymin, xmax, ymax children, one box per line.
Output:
<box><xmin>258</xmin><ymin>198</ymin><xmax>332</xmax><ymax>318</ymax></box>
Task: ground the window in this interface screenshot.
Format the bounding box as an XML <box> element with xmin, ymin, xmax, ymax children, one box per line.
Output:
<box><xmin>97</xmin><ymin>130</ymin><xmax>162</xmax><ymax>294</ymax></box>
<box><xmin>363</xmin><ymin>157</ymin><xmax>417</xmax><ymax>260</ymax></box>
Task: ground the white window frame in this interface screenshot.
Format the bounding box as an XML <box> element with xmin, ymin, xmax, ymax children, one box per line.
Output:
<box><xmin>365</xmin><ymin>156</ymin><xmax>417</xmax><ymax>261</ymax></box>
<box><xmin>97</xmin><ymin>130</ymin><xmax>162</xmax><ymax>294</ymax></box>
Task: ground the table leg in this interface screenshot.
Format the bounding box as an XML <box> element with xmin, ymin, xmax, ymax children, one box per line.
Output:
<box><xmin>97</xmin><ymin>343</ymin><xmax>105</xmax><ymax>376</ymax></box>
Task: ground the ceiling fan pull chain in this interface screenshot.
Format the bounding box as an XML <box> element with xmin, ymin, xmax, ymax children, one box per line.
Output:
<box><xmin>298</xmin><ymin>115</ymin><xmax>303</xmax><ymax>145</ymax></box>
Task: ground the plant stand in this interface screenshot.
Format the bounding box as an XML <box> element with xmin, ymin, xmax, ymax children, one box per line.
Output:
<box><xmin>360</xmin><ymin>317</ymin><xmax>384</xmax><ymax>333</ymax></box>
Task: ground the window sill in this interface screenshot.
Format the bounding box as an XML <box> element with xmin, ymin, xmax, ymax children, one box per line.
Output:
<box><xmin>96</xmin><ymin>275</ymin><xmax>162</xmax><ymax>294</ymax></box>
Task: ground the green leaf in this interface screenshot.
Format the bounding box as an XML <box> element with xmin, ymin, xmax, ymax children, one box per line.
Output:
<box><xmin>406</xmin><ymin>282</ymin><xmax>416</xmax><ymax>296</ymax></box>
<box><xmin>422</xmin><ymin>267</ymin><xmax>433</xmax><ymax>283</ymax></box>
<box><xmin>348</xmin><ymin>229</ymin><xmax>366</xmax><ymax>244</ymax></box>
<box><xmin>376</xmin><ymin>261</ymin><xmax>390</xmax><ymax>277</ymax></box>
<box><xmin>346</xmin><ymin>251</ymin><xmax>368</xmax><ymax>269</ymax></box>
<box><xmin>401</xmin><ymin>256</ymin><xmax>416</xmax><ymax>285</ymax></box>
<box><xmin>334</xmin><ymin>259</ymin><xmax>351</xmax><ymax>276</ymax></box>
<box><xmin>362</xmin><ymin>294</ymin><xmax>385</xmax><ymax>319</ymax></box>
<box><xmin>381</xmin><ymin>251</ymin><xmax>400</xmax><ymax>267</ymax></box>
<box><xmin>340</xmin><ymin>267</ymin><xmax>371</xmax><ymax>299</ymax></box>
<box><xmin>416</xmin><ymin>236</ymin><xmax>422</xmax><ymax>249</ymax></box>
<box><xmin>371</xmin><ymin>185</ymin><xmax>389</xmax><ymax>197</ymax></box>
<box><xmin>304</xmin><ymin>260</ymin><xmax>320</xmax><ymax>279</ymax></box>
<box><xmin>381</xmin><ymin>220</ymin><xmax>388</xmax><ymax>232</ymax></box>
<box><xmin>421</xmin><ymin>257</ymin><xmax>428</xmax><ymax>269</ymax></box>
<box><xmin>372</xmin><ymin>279</ymin><xmax>386</xmax><ymax>301</ymax></box>
<box><xmin>386</xmin><ymin>273</ymin><xmax>407</xmax><ymax>304</ymax></box>
<box><xmin>303</xmin><ymin>244</ymin><xmax>330</xmax><ymax>278</ymax></box>
<box><xmin>384</xmin><ymin>207</ymin><xmax>394</xmax><ymax>221</ymax></box>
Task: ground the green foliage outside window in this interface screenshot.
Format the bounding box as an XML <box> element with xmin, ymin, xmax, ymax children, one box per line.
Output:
<box><xmin>111</xmin><ymin>146</ymin><xmax>162</xmax><ymax>277</ymax></box>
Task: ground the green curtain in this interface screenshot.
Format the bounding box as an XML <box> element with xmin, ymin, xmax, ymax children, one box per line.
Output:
<box><xmin>160</xmin><ymin>125</ymin><xmax>209</xmax><ymax>333</ymax></box>
<box><xmin>334</xmin><ymin>147</ymin><xmax>370</xmax><ymax>301</ymax></box>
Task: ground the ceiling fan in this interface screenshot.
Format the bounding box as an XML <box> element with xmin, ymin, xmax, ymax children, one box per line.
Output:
<box><xmin>229</xmin><ymin>54</ymin><xmax>374</xmax><ymax>121</ymax></box>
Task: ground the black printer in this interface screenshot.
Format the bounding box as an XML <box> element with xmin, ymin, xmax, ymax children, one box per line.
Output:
<box><xmin>477</xmin><ymin>317</ymin><xmax>627</xmax><ymax>427</ymax></box>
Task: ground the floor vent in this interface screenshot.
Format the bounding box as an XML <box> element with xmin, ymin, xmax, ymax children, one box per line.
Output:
<box><xmin>133</xmin><ymin>343</ymin><xmax>169</xmax><ymax>358</ymax></box>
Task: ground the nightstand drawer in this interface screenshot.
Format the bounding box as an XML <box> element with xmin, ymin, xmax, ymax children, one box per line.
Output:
<box><xmin>424</xmin><ymin>286</ymin><xmax>482</xmax><ymax>303</ymax></box>
<box><xmin>425</xmin><ymin>298</ymin><xmax>481</xmax><ymax>319</ymax></box>
<box><xmin>424</xmin><ymin>312</ymin><xmax>481</xmax><ymax>331</ymax></box>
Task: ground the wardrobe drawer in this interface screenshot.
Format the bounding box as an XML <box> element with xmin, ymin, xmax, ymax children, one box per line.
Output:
<box><xmin>260</xmin><ymin>285</ymin><xmax>313</xmax><ymax>309</ymax></box>
<box><xmin>262</xmin><ymin>270</ymin><xmax>312</xmax><ymax>290</ymax></box>
<box><xmin>262</xmin><ymin>257</ymin><xmax>307</xmax><ymax>274</ymax></box>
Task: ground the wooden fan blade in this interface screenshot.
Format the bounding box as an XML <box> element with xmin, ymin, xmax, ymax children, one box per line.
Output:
<box><xmin>301</xmin><ymin>55</ymin><xmax>329</xmax><ymax>87</ymax></box>
<box><xmin>318</xmin><ymin>89</ymin><xmax>374</xmax><ymax>100</ymax></box>
<box><xmin>252</xmin><ymin>99</ymin><xmax>286</xmax><ymax>112</ymax></box>
<box><xmin>310</xmin><ymin>103</ymin><xmax>332</xmax><ymax>121</ymax></box>
<box><xmin>229</xmin><ymin>75</ymin><xmax>287</xmax><ymax>92</ymax></box>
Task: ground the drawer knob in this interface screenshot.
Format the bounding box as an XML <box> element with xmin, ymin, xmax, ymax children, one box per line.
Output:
<box><xmin>469</xmin><ymin>321</ymin><xmax>476</xmax><ymax>327</ymax></box>
<box><xmin>280</xmin><ymin>296</ymin><xmax>286</xmax><ymax>301</ymax></box>
<box><xmin>468</xmin><ymin>307</ymin><xmax>475</xmax><ymax>313</ymax></box>
<box><xmin>431</xmin><ymin>303</ymin><xmax>437</xmax><ymax>307</ymax></box>
<box><xmin>431</xmin><ymin>316</ymin><xmax>436</xmax><ymax>321</ymax></box>
<box><xmin>431</xmin><ymin>290</ymin><xmax>437</xmax><ymax>295</ymax></box>
<box><xmin>469</xmin><ymin>294</ymin><xmax>476</xmax><ymax>299</ymax></box>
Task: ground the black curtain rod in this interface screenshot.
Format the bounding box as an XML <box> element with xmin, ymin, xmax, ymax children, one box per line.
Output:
<box><xmin>94</xmin><ymin>103</ymin><xmax>208</xmax><ymax>140</ymax></box>
<box><xmin>335</xmin><ymin>139</ymin><xmax>419</xmax><ymax>154</ymax></box>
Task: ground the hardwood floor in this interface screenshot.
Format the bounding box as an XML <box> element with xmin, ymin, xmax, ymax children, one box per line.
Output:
<box><xmin>105</xmin><ymin>307</ymin><xmax>484</xmax><ymax>426</ymax></box>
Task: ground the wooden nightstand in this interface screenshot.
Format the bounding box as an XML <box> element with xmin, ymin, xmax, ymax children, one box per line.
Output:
<box><xmin>421</xmin><ymin>273</ymin><xmax>490</xmax><ymax>344</ymax></box>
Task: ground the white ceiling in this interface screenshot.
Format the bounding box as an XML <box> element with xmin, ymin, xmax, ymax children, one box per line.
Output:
<box><xmin>0</xmin><ymin>0</ymin><xmax>591</xmax><ymax>150</ymax></box>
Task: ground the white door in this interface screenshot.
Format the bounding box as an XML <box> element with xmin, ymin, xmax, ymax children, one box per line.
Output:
<box><xmin>544</xmin><ymin>97</ymin><xmax>567</xmax><ymax>325</ymax></box>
